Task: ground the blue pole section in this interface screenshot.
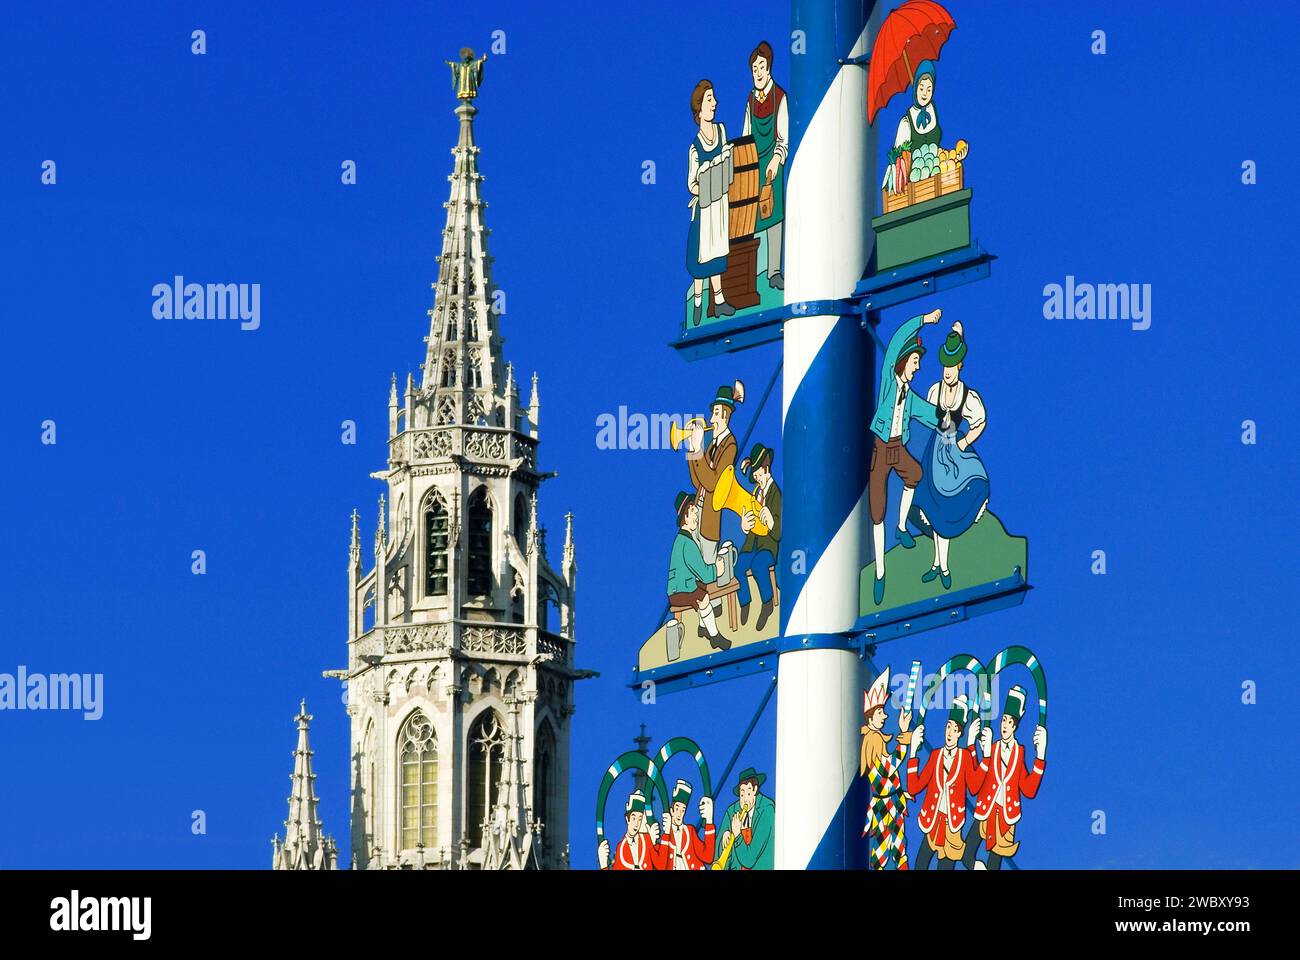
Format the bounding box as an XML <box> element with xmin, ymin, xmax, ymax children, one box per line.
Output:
<box><xmin>776</xmin><ymin>0</ymin><xmax>881</xmax><ymax>869</ymax></box>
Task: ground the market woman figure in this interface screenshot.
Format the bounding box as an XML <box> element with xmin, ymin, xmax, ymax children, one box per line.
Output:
<box><xmin>893</xmin><ymin>59</ymin><xmax>966</xmax><ymax>160</ymax></box>
<box><xmin>687</xmin><ymin>80</ymin><xmax>736</xmax><ymax>326</ymax></box>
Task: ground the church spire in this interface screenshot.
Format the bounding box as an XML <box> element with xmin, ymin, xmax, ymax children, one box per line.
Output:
<box><xmin>274</xmin><ymin>701</ymin><xmax>337</xmax><ymax>870</ymax></box>
<box><xmin>420</xmin><ymin>54</ymin><xmax>505</xmax><ymax>428</ymax></box>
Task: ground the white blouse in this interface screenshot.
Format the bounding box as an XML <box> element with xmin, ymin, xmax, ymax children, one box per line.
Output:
<box><xmin>927</xmin><ymin>380</ymin><xmax>986</xmax><ymax>430</ymax></box>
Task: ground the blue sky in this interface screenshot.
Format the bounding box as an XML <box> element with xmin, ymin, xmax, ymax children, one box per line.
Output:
<box><xmin>0</xmin><ymin>0</ymin><xmax>1296</xmax><ymax>869</ymax></box>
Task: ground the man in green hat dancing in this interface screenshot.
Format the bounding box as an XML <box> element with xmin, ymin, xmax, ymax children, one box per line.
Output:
<box><xmin>717</xmin><ymin>767</ymin><xmax>775</xmax><ymax>869</ymax></box>
<box><xmin>867</xmin><ymin>308</ymin><xmax>943</xmax><ymax>605</ymax></box>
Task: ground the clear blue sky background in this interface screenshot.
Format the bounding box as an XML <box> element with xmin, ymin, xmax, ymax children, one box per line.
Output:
<box><xmin>1</xmin><ymin>0</ymin><xmax>1296</xmax><ymax>869</ymax></box>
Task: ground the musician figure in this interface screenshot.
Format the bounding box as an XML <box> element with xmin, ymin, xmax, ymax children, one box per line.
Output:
<box><xmin>736</xmin><ymin>442</ymin><xmax>780</xmax><ymax>632</ymax></box>
<box><xmin>717</xmin><ymin>767</ymin><xmax>775</xmax><ymax>869</ymax></box>
<box><xmin>686</xmin><ymin>381</ymin><xmax>743</xmax><ymax>567</ymax></box>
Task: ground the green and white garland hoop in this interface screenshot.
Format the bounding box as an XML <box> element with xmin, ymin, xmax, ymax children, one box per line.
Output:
<box><xmin>984</xmin><ymin>645</ymin><xmax>1048</xmax><ymax>728</ymax></box>
<box><xmin>916</xmin><ymin>653</ymin><xmax>986</xmax><ymax>749</ymax></box>
<box><xmin>594</xmin><ymin>750</ymin><xmax>670</xmax><ymax>844</ymax></box>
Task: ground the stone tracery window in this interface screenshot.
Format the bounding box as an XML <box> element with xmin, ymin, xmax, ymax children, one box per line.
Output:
<box><xmin>466</xmin><ymin>710</ymin><xmax>504</xmax><ymax>847</ymax></box>
<box><xmin>398</xmin><ymin>711</ymin><xmax>437</xmax><ymax>850</ymax></box>
<box><xmin>466</xmin><ymin>487</ymin><xmax>493</xmax><ymax>598</ymax></box>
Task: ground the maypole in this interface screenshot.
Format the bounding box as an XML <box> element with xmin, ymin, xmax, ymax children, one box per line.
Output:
<box><xmin>776</xmin><ymin>0</ymin><xmax>882</xmax><ymax>869</ymax></box>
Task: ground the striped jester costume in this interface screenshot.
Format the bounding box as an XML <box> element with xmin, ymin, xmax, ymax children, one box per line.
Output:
<box><xmin>860</xmin><ymin>668</ymin><xmax>913</xmax><ymax>870</ymax></box>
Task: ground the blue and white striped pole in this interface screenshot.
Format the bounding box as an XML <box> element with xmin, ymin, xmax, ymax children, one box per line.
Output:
<box><xmin>776</xmin><ymin>0</ymin><xmax>882</xmax><ymax>869</ymax></box>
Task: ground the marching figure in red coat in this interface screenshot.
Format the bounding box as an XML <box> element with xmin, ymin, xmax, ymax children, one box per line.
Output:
<box><xmin>963</xmin><ymin>684</ymin><xmax>1046</xmax><ymax>870</ymax></box>
<box><xmin>660</xmin><ymin>779</ymin><xmax>716</xmax><ymax>870</ymax></box>
<box><xmin>598</xmin><ymin>790</ymin><xmax>667</xmax><ymax>870</ymax></box>
<box><xmin>906</xmin><ymin>694</ymin><xmax>985</xmax><ymax>869</ymax></box>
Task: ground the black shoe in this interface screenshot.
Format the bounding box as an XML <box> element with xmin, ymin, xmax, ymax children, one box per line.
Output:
<box><xmin>740</xmin><ymin>603</ymin><xmax>751</xmax><ymax>626</ymax></box>
<box><xmin>692</xmin><ymin>300</ymin><xmax>702</xmax><ymax>326</ymax></box>
<box><xmin>755</xmin><ymin>599</ymin><xmax>774</xmax><ymax>632</ymax></box>
<box><xmin>714</xmin><ymin>301</ymin><xmax>736</xmax><ymax>317</ymax></box>
<box><xmin>769</xmin><ymin>272</ymin><xmax>784</xmax><ymax>290</ymax></box>
<box><xmin>708</xmin><ymin>632</ymin><xmax>732</xmax><ymax>651</ymax></box>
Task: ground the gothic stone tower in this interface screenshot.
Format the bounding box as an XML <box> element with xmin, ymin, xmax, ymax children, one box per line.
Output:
<box><xmin>340</xmin><ymin>51</ymin><xmax>582</xmax><ymax>870</ymax></box>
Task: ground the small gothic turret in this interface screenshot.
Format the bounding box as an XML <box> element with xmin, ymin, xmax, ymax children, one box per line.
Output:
<box><xmin>388</xmin><ymin>374</ymin><xmax>400</xmax><ymax>438</ymax></box>
<box><xmin>273</xmin><ymin>701</ymin><xmax>337</xmax><ymax>870</ymax></box>
<box><xmin>527</xmin><ymin>371</ymin><xmax>540</xmax><ymax>439</ymax></box>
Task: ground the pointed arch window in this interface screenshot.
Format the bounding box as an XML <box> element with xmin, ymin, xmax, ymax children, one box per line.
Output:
<box><xmin>468</xmin><ymin>351</ymin><xmax>484</xmax><ymax>389</ymax></box>
<box><xmin>467</xmin><ymin>711</ymin><xmax>505</xmax><ymax>847</ymax></box>
<box><xmin>441</xmin><ymin>351</ymin><xmax>456</xmax><ymax>388</ymax></box>
<box><xmin>424</xmin><ymin>493</ymin><xmax>449</xmax><ymax>597</ymax></box>
<box><xmin>513</xmin><ymin>493</ymin><xmax>528</xmax><ymax>553</ymax></box>
<box><xmin>535</xmin><ymin>721</ymin><xmax>556</xmax><ymax>848</ymax></box>
<box><xmin>538</xmin><ymin>581</ymin><xmax>560</xmax><ymax>633</ymax></box>
<box><xmin>466</xmin><ymin>487</ymin><xmax>493</xmax><ymax>598</ymax></box>
<box><xmin>398</xmin><ymin>711</ymin><xmax>437</xmax><ymax>850</ymax></box>
<box><xmin>362</xmin><ymin>721</ymin><xmax>376</xmax><ymax>844</ymax></box>
<box><xmin>466</xmin><ymin>306</ymin><xmax>480</xmax><ymax>342</ymax></box>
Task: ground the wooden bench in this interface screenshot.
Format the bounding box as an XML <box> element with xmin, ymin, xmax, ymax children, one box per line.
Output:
<box><xmin>670</xmin><ymin>578</ymin><xmax>741</xmax><ymax>631</ymax></box>
<box><xmin>669</xmin><ymin>570</ymin><xmax>781</xmax><ymax>634</ymax></box>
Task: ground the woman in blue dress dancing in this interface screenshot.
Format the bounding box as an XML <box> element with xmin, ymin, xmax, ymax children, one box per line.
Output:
<box><xmin>910</xmin><ymin>323</ymin><xmax>989</xmax><ymax>589</ymax></box>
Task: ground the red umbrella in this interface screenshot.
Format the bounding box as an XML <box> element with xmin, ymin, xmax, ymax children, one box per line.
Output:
<box><xmin>866</xmin><ymin>0</ymin><xmax>956</xmax><ymax>125</ymax></box>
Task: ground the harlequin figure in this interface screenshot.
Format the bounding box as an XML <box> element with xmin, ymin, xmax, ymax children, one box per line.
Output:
<box><xmin>964</xmin><ymin>685</ymin><xmax>1047</xmax><ymax>870</ymax></box>
<box><xmin>905</xmin><ymin>694</ymin><xmax>985</xmax><ymax>869</ymax></box>
<box><xmin>860</xmin><ymin>667</ymin><xmax>914</xmax><ymax>870</ymax></box>
<box><xmin>659</xmin><ymin>779</ymin><xmax>716</xmax><ymax>870</ymax></box>
<box><xmin>601</xmin><ymin>790</ymin><xmax>667</xmax><ymax>871</ymax></box>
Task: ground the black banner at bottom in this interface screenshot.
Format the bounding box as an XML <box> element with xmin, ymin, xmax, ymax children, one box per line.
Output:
<box><xmin>0</xmin><ymin>868</ymin><xmax>1276</xmax><ymax>945</ymax></box>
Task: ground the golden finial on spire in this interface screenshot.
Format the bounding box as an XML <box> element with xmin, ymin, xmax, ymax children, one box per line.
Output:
<box><xmin>446</xmin><ymin>47</ymin><xmax>487</xmax><ymax>101</ymax></box>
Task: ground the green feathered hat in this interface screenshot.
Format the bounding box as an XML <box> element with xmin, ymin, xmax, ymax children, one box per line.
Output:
<box><xmin>741</xmin><ymin>442</ymin><xmax>773</xmax><ymax>481</ymax></box>
<box><xmin>939</xmin><ymin>330</ymin><xmax>967</xmax><ymax>367</ymax></box>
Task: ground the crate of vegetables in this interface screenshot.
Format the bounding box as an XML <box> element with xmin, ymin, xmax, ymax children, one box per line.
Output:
<box><xmin>880</xmin><ymin>141</ymin><xmax>968</xmax><ymax>214</ymax></box>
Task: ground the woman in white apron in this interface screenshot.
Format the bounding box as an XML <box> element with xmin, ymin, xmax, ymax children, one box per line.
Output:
<box><xmin>687</xmin><ymin>80</ymin><xmax>736</xmax><ymax>326</ymax></box>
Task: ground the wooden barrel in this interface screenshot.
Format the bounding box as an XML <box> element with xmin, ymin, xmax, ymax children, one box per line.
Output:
<box><xmin>727</xmin><ymin>136</ymin><xmax>760</xmax><ymax>240</ymax></box>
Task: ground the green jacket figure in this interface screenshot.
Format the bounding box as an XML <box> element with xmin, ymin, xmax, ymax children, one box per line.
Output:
<box><xmin>718</xmin><ymin>767</ymin><xmax>775</xmax><ymax>869</ymax></box>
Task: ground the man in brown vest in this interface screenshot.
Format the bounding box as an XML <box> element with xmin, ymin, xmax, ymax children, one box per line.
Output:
<box><xmin>686</xmin><ymin>382</ymin><xmax>742</xmax><ymax>567</ymax></box>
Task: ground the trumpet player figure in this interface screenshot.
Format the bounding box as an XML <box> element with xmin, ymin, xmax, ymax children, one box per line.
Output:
<box><xmin>861</xmin><ymin>667</ymin><xmax>915</xmax><ymax>869</ymax></box>
<box><xmin>735</xmin><ymin>442</ymin><xmax>780</xmax><ymax>632</ymax></box>
<box><xmin>668</xmin><ymin>492</ymin><xmax>731</xmax><ymax>651</ymax></box>
<box><xmin>686</xmin><ymin>381</ymin><xmax>743</xmax><ymax>568</ymax></box>
<box><xmin>660</xmin><ymin>779</ymin><xmax>716</xmax><ymax>870</ymax></box>
<box><xmin>717</xmin><ymin>767</ymin><xmax>775</xmax><ymax>869</ymax></box>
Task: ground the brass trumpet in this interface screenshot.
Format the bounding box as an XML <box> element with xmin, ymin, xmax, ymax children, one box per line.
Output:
<box><xmin>668</xmin><ymin>418</ymin><xmax>710</xmax><ymax>452</ymax></box>
<box><xmin>713</xmin><ymin>466</ymin><xmax>769</xmax><ymax>536</ymax></box>
<box><xmin>712</xmin><ymin>801</ymin><xmax>750</xmax><ymax>870</ymax></box>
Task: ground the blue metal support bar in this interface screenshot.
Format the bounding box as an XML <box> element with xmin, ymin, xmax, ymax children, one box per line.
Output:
<box><xmin>671</xmin><ymin>244</ymin><xmax>995</xmax><ymax>362</ymax></box>
<box><xmin>631</xmin><ymin>567</ymin><xmax>1028</xmax><ymax>696</ymax></box>
<box><xmin>712</xmin><ymin>675</ymin><xmax>777</xmax><ymax>799</ymax></box>
<box><xmin>854</xmin><ymin>243</ymin><xmax>996</xmax><ymax>313</ymax></box>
